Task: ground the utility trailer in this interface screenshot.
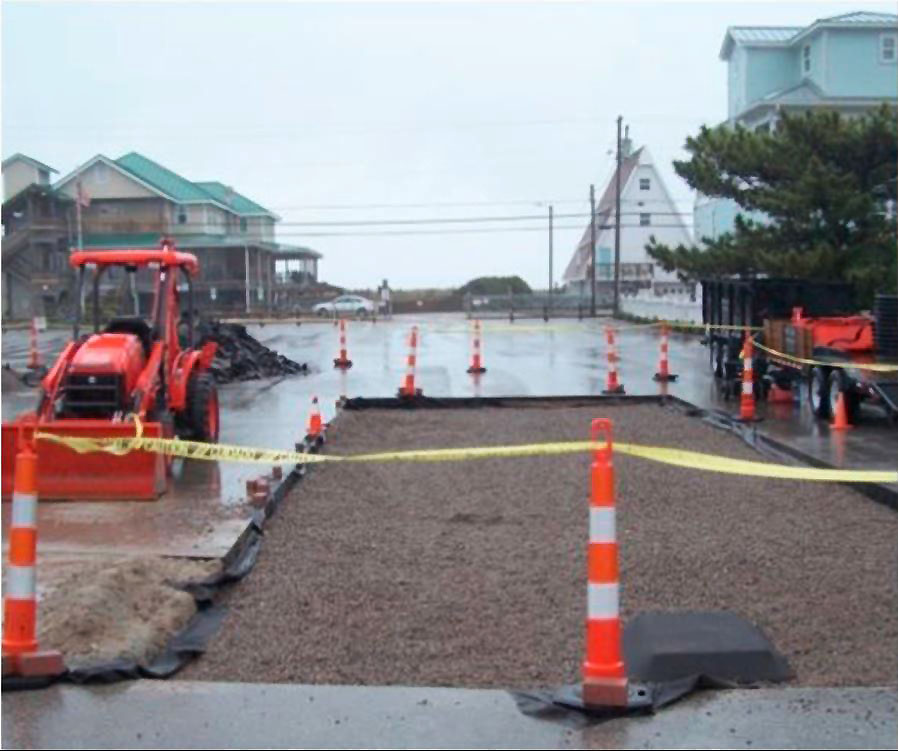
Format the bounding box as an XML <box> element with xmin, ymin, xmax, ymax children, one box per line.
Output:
<box><xmin>702</xmin><ymin>278</ymin><xmax>898</xmax><ymax>426</ymax></box>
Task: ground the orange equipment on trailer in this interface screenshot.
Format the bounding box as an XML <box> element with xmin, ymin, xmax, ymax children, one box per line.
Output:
<box><xmin>1</xmin><ymin>241</ymin><xmax>220</xmax><ymax>500</ymax></box>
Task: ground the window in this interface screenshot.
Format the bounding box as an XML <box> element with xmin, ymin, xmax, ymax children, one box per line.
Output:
<box><xmin>177</xmin><ymin>206</ymin><xmax>188</xmax><ymax>224</ymax></box>
<box><xmin>239</xmin><ymin>218</ymin><xmax>247</xmax><ymax>232</ymax></box>
<box><xmin>881</xmin><ymin>34</ymin><xmax>897</xmax><ymax>63</ymax></box>
<box><xmin>802</xmin><ymin>44</ymin><xmax>811</xmax><ymax>74</ymax></box>
<box><xmin>639</xmin><ymin>178</ymin><xmax>650</xmax><ymax>191</ymax></box>
<box><xmin>639</xmin><ymin>213</ymin><xmax>651</xmax><ymax>226</ymax></box>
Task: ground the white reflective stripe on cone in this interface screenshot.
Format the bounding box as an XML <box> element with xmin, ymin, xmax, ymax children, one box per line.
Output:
<box><xmin>589</xmin><ymin>507</ymin><xmax>616</xmax><ymax>544</ymax></box>
<box><xmin>587</xmin><ymin>582</ymin><xmax>620</xmax><ymax>619</ymax></box>
<box><xmin>11</xmin><ymin>493</ymin><xmax>38</xmax><ymax>528</ymax></box>
<box><xmin>743</xmin><ymin>381</ymin><xmax>753</xmax><ymax>394</ymax></box>
<box><xmin>6</xmin><ymin>564</ymin><xmax>36</xmax><ymax>599</ymax></box>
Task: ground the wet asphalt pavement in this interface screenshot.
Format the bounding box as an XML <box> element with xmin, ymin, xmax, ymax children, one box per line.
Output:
<box><xmin>2</xmin><ymin>314</ymin><xmax>896</xmax><ymax>562</ymax></box>
<box><xmin>3</xmin><ymin>682</ymin><xmax>895</xmax><ymax>749</ymax></box>
<box><xmin>2</xmin><ymin>314</ymin><xmax>897</xmax><ymax>749</ymax></box>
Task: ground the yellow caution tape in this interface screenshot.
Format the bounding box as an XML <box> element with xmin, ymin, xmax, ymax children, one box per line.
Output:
<box><xmin>751</xmin><ymin>340</ymin><xmax>898</xmax><ymax>374</ymax></box>
<box><xmin>218</xmin><ymin>317</ymin><xmax>757</xmax><ymax>334</ymax></box>
<box><xmin>34</xmin><ymin>428</ymin><xmax>898</xmax><ymax>484</ymax></box>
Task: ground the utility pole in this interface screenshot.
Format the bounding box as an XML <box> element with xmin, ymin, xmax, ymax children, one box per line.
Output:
<box><xmin>244</xmin><ymin>244</ymin><xmax>250</xmax><ymax>314</ymax></box>
<box><xmin>590</xmin><ymin>184</ymin><xmax>596</xmax><ymax>317</ymax></box>
<box><xmin>613</xmin><ymin>115</ymin><xmax>623</xmax><ymax>317</ymax></box>
<box><xmin>548</xmin><ymin>204</ymin><xmax>554</xmax><ymax>312</ymax></box>
<box><xmin>76</xmin><ymin>181</ymin><xmax>86</xmax><ymax>314</ymax></box>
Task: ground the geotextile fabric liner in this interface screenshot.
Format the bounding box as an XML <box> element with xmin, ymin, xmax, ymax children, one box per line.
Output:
<box><xmin>1</xmin><ymin>526</ymin><xmax>260</xmax><ymax>691</ymax></box>
<box><xmin>513</xmin><ymin>611</ymin><xmax>791</xmax><ymax>725</ymax></box>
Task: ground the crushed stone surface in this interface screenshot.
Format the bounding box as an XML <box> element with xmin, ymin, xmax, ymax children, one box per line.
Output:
<box><xmin>182</xmin><ymin>404</ymin><xmax>898</xmax><ymax>688</ymax></box>
<box><xmin>28</xmin><ymin>556</ymin><xmax>220</xmax><ymax>668</ymax></box>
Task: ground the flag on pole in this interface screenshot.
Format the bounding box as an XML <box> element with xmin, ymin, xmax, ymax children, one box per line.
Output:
<box><xmin>76</xmin><ymin>180</ymin><xmax>91</xmax><ymax>208</ymax></box>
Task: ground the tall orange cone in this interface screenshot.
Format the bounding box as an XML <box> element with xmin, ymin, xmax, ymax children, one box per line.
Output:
<box><xmin>333</xmin><ymin>319</ymin><xmax>353</xmax><ymax>369</ymax></box>
<box><xmin>582</xmin><ymin>418</ymin><xmax>628</xmax><ymax>708</ymax></box>
<box><xmin>306</xmin><ymin>396</ymin><xmax>323</xmax><ymax>438</ymax></box>
<box><xmin>602</xmin><ymin>327</ymin><xmax>625</xmax><ymax>395</ymax></box>
<box><xmin>2</xmin><ymin>438</ymin><xmax>64</xmax><ymax>678</ymax></box>
<box><xmin>737</xmin><ymin>333</ymin><xmax>761</xmax><ymax>422</ymax></box>
<box><xmin>467</xmin><ymin>319</ymin><xmax>487</xmax><ymax>374</ymax></box>
<box><xmin>831</xmin><ymin>391</ymin><xmax>853</xmax><ymax>430</ymax></box>
<box><xmin>27</xmin><ymin>317</ymin><xmax>42</xmax><ymax>370</ymax></box>
<box><xmin>398</xmin><ymin>326</ymin><xmax>421</xmax><ymax>398</ymax></box>
<box><xmin>652</xmin><ymin>323</ymin><xmax>677</xmax><ymax>382</ymax></box>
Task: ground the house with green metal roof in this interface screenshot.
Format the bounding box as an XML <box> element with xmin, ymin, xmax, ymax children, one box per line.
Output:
<box><xmin>52</xmin><ymin>151</ymin><xmax>320</xmax><ymax>313</ymax></box>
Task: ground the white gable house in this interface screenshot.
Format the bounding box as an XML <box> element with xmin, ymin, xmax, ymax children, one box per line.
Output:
<box><xmin>563</xmin><ymin>142</ymin><xmax>692</xmax><ymax>298</ymax></box>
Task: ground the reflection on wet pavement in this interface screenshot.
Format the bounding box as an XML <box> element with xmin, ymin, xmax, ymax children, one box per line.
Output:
<box><xmin>2</xmin><ymin>313</ymin><xmax>895</xmax><ymax>560</ymax></box>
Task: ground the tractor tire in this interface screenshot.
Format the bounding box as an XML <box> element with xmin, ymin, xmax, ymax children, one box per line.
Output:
<box><xmin>186</xmin><ymin>372</ymin><xmax>220</xmax><ymax>443</ymax></box>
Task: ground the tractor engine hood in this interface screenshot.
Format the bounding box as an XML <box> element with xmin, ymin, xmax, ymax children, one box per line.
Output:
<box><xmin>69</xmin><ymin>333</ymin><xmax>147</xmax><ymax>391</ymax></box>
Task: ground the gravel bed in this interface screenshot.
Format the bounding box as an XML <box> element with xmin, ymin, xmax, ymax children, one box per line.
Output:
<box><xmin>182</xmin><ymin>404</ymin><xmax>898</xmax><ymax>688</ymax></box>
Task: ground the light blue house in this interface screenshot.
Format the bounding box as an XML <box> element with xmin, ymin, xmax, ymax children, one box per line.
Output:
<box><xmin>695</xmin><ymin>11</ymin><xmax>898</xmax><ymax>243</ymax></box>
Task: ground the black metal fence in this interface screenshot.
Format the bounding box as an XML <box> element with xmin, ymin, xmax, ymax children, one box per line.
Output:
<box><xmin>463</xmin><ymin>291</ymin><xmax>613</xmax><ymax>320</ymax></box>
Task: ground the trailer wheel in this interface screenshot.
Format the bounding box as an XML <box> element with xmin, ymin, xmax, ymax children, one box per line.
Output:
<box><xmin>186</xmin><ymin>372</ymin><xmax>220</xmax><ymax>443</ymax></box>
<box><xmin>808</xmin><ymin>366</ymin><xmax>831</xmax><ymax>418</ymax></box>
<box><xmin>826</xmin><ymin>369</ymin><xmax>860</xmax><ymax>424</ymax></box>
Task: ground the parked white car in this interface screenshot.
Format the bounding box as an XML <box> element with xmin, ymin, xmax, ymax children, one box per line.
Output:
<box><xmin>313</xmin><ymin>294</ymin><xmax>378</xmax><ymax>317</ymax></box>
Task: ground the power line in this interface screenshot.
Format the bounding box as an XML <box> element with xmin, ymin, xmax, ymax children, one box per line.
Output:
<box><xmin>265</xmin><ymin>223</ymin><xmax>693</xmax><ymax>239</ymax></box>
<box><xmin>272</xmin><ymin>210</ymin><xmax>691</xmax><ymax>227</ymax></box>
<box><xmin>269</xmin><ymin>196</ymin><xmax>695</xmax><ymax>211</ymax></box>
<box><xmin>123</xmin><ymin>209</ymin><xmax>692</xmax><ymax>234</ymax></box>
<box><xmin>268</xmin><ymin>198</ymin><xmax>589</xmax><ymax>210</ymax></box>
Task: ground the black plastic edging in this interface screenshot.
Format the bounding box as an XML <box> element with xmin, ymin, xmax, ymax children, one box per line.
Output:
<box><xmin>2</xmin><ymin>438</ymin><xmax>324</xmax><ymax>692</ymax></box>
<box><xmin>659</xmin><ymin>395</ymin><xmax>898</xmax><ymax>513</ymax></box>
<box><xmin>342</xmin><ymin>394</ymin><xmax>668</xmax><ymax>410</ymax></box>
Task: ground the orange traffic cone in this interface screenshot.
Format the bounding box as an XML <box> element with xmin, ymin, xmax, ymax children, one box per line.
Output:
<box><xmin>467</xmin><ymin>319</ymin><xmax>486</xmax><ymax>374</ymax></box>
<box><xmin>736</xmin><ymin>333</ymin><xmax>761</xmax><ymax>422</ymax></box>
<box><xmin>27</xmin><ymin>317</ymin><xmax>42</xmax><ymax>370</ymax></box>
<box><xmin>831</xmin><ymin>392</ymin><xmax>853</xmax><ymax>430</ymax></box>
<box><xmin>398</xmin><ymin>326</ymin><xmax>422</xmax><ymax>398</ymax></box>
<box><xmin>306</xmin><ymin>396</ymin><xmax>323</xmax><ymax>438</ymax></box>
<box><xmin>333</xmin><ymin>319</ymin><xmax>353</xmax><ymax>369</ymax></box>
<box><xmin>2</xmin><ymin>439</ymin><xmax>64</xmax><ymax>678</ymax></box>
<box><xmin>582</xmin><ymin>418</ymin><xmax>628</xmax><ymax>708</ymax></box>
<box><xmin>602</xmin><ymin>327</ymin><xmax>625</xmax><ymax>395</ymax></box>
<box><xmin>652</xmin><ymin>323</ymin><xmax>677</xmax><ymax>382</ymax></box>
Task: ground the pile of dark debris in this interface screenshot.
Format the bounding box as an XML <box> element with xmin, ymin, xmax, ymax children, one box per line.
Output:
<box><xmin>197</xmin><ymin>320</ymin><xmax>309</xmax><ymax>384</ymax></box>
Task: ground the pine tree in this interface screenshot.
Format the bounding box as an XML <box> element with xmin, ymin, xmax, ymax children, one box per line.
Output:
<box><xmin>647</xmin><ymin>106</ymin><xmax>898</xmax><ymax>303</ymax></box>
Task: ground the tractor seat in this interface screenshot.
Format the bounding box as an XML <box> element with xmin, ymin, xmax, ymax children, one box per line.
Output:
<box><xmin>105</xmin><ymin>317</ymin><xmax>154</xmax><ymax>357</ymax></box>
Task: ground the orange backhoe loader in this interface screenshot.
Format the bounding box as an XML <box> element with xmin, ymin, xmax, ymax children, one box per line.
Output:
<box><xmin>1</xmin><ymin>242</ymin><xmax>219</xmax><ymax>500</ymax></box>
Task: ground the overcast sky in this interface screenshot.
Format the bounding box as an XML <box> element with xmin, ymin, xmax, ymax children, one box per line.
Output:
<box><xmin>3</xmin><ymin>0</ymin><xmax>891</xmax><ymax>289</ymax></box>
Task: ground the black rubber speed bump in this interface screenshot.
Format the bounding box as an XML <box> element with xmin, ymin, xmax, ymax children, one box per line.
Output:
<box><xmin>623</xmin><ymin>610</ymin><xmax>792</xmax><ymax>684</ymax></box>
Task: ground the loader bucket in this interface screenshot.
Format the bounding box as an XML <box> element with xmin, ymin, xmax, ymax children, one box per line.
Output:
<box><xmin>2</xmin><ymin>416</ymin><xmax>168</xmax><ymax>501</ymax></box>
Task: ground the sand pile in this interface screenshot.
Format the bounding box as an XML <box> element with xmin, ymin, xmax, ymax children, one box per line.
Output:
<box><xmin>36</xmin><ymin>556</ymin><xmax>220</xmax><ymax>668</ymax></box>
